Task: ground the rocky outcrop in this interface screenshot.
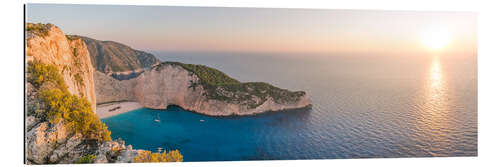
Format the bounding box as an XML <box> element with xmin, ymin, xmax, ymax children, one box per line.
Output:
<box><xmin>26</xmin><ymin>120</ymin><xmax>84</xmax><ymax>164</ymax></box>
<box><xmin>96</xmin><ymin>62</ymin><xmax>312</xmax><ymax>116</ymax></box>
<box><xmin>94</xmin><ymin>141</ymin><xmax>138</xmax><ymax>163</ymax></box>
<box><xmin>26</xmin><ymin>23</ymin><xmax>96</xmax><ymax>111</ymax></box>
<box><xmin>80</xmin><ymin>36</ymin><xmax>160</xmax><ymax>75</ymax></box>
<box><xmin>25</xmin><ymin>121</ymin><xmax>137</xmax><ymax>164</ymax></box>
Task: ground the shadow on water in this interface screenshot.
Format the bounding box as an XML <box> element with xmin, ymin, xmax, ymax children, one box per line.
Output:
<box><xmin>162</xmin><ymin>104</ymin><xmax>314</xmax><ymax>130</ymax></box>
<box><xmin>164</xmin><ymin>104</ymin><xmax>313</xmax><ymax>119</ymax></box>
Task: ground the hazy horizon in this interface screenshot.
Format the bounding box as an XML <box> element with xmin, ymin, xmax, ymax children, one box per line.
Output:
<box><xmin>27</xmin><ymin>4</ymin><xmax>476</xmax><ymax>56</ymax></box>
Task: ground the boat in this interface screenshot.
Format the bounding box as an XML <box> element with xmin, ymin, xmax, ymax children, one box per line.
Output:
<box><xmin>154</xmin><ymin>113</ymin><xmax>161</xmax><ymax>122</ymax></box>
<box><xmin>200</xmin><ymin>119</ymin><xmax>205</xmax><ymax>122</ymax></box>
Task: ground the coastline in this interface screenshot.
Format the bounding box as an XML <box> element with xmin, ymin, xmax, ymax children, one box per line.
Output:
<box><xmin>96</xmin><ymin>101</ymin><xmax>143</xmax><ymax>119</ymax></box>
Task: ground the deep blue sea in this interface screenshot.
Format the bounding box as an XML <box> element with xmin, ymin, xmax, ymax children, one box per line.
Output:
<box><xmin>101</xmin><ymin>52</ymin><xmax>477</xmax><ymax>161</ymax></box>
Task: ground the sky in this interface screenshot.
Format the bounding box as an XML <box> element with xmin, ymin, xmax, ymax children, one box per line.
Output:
<box><xmin>26</xmin><ymin>4</ymin><xmax>476</xmax><ymax>55</ymax></box>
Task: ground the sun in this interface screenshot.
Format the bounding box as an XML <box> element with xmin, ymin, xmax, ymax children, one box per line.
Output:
<box><xmin>421</xmin><ymin>28</ymin><xmax>451</xmax><ymax>50</ymax></box>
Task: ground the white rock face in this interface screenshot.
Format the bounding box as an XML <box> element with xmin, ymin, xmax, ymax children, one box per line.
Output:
<box><xmin>96</xmin><ymin>64</ymin><xmax>312</xmax><ymax>116</ymax></box>
<box><xmin>25</xmin><ymin>120</ymin><xmax>137</xmax><ymax>164</ymax></box>
<box><xmin>26</xmin><ymin>24</ymin><xmax>96</xmax><ymax>111</ymax></box>
<box><xmin>94</xmin><ymin>71</ymin><xmax>136</xmax><ymax>104</ymax></box>
<box><xmin>25</xmin><ymin>121</ymin><xmax>82</xmax><ymax>164</ymax></box>
<box><xmin>94</xmin><ymin>140</ymin><xmax>138</xmax><ymax>163</ymax></box>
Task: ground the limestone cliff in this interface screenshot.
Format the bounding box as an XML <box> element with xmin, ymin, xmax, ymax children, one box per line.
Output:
<box><xmin>96</xmin><ymin>62</ymin><xmax>312</xmax><ymax>116</ymax></box>
<box><xmin>94</xmin><ymin>70</ymin><xmax>136</xmax><ymax>104</ymax></box>
<box><xmin>25</xmin><ymin>23</ymin><xmax>138</xmax><ymax>164</ymax></box>
<box><xmin>26</xmin><ymin>23</ymin><xmax>96</xmax><ymax>111</ymax></box>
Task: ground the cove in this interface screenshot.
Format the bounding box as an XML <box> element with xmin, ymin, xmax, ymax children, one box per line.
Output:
<box><xmin>101</xmin><ymin>106</ymin><xmax>314</xmax><ymax>161</ymax></box>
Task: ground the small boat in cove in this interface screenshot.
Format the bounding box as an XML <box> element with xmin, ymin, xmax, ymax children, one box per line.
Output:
<box><xmin>154</xmin><ymin>114</ymin><xmax>161</xmax><ymax>122</ymax></box>
<box><xmin>200</xmin><ymin>119</ymin><xmax>205</xmax><ymax>122</ymax></box>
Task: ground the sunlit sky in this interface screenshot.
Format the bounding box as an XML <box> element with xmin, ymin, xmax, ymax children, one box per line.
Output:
<box><xmin>27</xmin><ymin>4</ymin><xmax>476</xmax><ymax>55</ymax></box>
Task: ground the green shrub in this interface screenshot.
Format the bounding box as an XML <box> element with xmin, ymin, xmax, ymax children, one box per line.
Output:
<box><xmin>26</xmin><ymin>23</ymin><xmax>51</xmax><ymax>37</ymax></box>
<box><xmin>76</xmin><ymin>154</ymin><xmax>97</xmax><ymax>164</ymax></box>
<box><xmin>74</xmin><ymin>73</ymin><xmax>84</xmax><ymax>86</ymax></box>
<box><xmin>27</xmin><ymin>61</ymin><xmax>66</xmax><ymax>90</ymax></box>
<box><xmin>39</xmin><ymin>88</ymin><xmax>111</xmax><ymax>141</ymax></box>
<box><xmin>28</xmin><ymin>62</ymin><xmax>111</xmax><ymax>141</ymax></box>
<box><xmin>133</xmin><ymin>149</ymin><xmax>183</xmax><ymax>163</ymax></box>
<box><xmin>66</xmin><ymin>35</ymin><xmax>80</xmax><ymax>41</ymax></box>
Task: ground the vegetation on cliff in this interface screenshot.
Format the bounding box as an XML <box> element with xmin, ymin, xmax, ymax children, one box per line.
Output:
<box><xmin>39</xmin><ymin>88</ymin><xmax>111</xmax><ymax>141</ymax></box>
<box><xmin>155</xmin><ymin>62</ymin><xmax>306</xmax><ymax>108</ymax></box>
<box><xmin>27</xmin><ymin>61</ymin><xmax>111</xmax><ymax>141</ymax></box>
<box><xmin>27</xmin><ymin>61</ymin><xmax>66</xmax><ymax>90</ymax></box>
<box><xmin>75</xmin><ymin>154</ymin><xmax>97</xmax><ymax>164</ymax></box>
<box><xmin>26</xmin><ymin>23</ymin><xmax>51</xmax><ymax>37</ymax></box>
<box><xmin>65</xmin><ymin>35</ymin><xmax>80</xmax><ymax>41</ymax></box>
<box><xmin>133</xmin><ymin>149</ymin><xmax>183</xmax><ymax>163</ymax></box>
<box><xmin>157</xmin><ymin>62</ymin><xmax>240</xmax><ymax>85</ymax></box>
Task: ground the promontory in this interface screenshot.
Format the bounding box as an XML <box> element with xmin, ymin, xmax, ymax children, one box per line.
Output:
<box><xmin>95</xmin><ymin>61</ymin><xmax>312</xmax><ymax>116</ymax></box>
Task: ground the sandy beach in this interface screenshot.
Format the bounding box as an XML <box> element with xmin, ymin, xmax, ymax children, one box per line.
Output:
<box><xmin>96</xmin><ymin>101</ymin><xmax>143</xmax><ymax>119</ymax></box>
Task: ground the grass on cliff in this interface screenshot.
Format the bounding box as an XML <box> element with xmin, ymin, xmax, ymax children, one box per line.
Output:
<box><xmin>133</xmin><ymin>149</ymin><xmax>183</xmax><ymax>163</ymax></box>
<box><xmin>27</xmin><ymin>61</ymin><xmax>111</xmax><ymax>141</ymax></box>
<box><xmin>158</xmin><ymin>62</ymin><xmax>239</xmax><ymax>85</ymax></box>
<box><xmin>76</xmin><ymin>154</ymin><xmax>97</xmax><ymax>164</ymax></box>
<box><xmin>26</xmin><ymin>23</ymin><xmax>51</xmax><ymax>37</ymax></box>
<box><xmin>66</xmin><ymin>35</ymin><xmax>80</xmax><ymax>41</ymax></box>
<box><xmin>155</xmin><ymin>62</ymin><xmax>305</xmax><ymax>108</ymax></box>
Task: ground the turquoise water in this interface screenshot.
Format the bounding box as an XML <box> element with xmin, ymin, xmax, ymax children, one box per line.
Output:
<box><xmin>102</xmin><ymin>52</ymin><xmax>477</xmax><ymax>161</ymax></box>
<box><xmin>102</xmin><ymin>106</ymin><xmax>314</xmax><ymax>161</ymax></box>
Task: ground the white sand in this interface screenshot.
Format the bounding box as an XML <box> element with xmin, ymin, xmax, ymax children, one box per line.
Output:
<box><xmin>96</xmin><ymin>101</ymin><xmax>143</xmax><ymax>119</ymax></box>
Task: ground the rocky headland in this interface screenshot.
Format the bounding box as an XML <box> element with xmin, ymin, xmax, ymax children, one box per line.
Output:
<box><xmin>95</xmin><ymin>62</ymin><xmax>312</xmax><ymax>116</ymax></box>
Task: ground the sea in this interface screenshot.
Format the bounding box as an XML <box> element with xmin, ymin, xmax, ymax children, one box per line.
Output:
<box><xmin>101</xmin><ymin>51</ymin><xmax>477</xmax><ymax>161</ymax></box>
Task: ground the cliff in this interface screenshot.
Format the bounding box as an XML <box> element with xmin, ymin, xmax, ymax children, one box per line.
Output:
<box><xmin>79</xmin><ymin>36</ymin><xmax>160</xmax><ymax>75</ymax></box>
<box><xmin>96</xmin><ymin>62</ymin><xmax>312</xmax><ymax>116</ymax></box>
<box><xmin>25</xmin><ymin>23</ymin><xmax>138</xmax><ymax>164</ymax></box>
<box><xmin>26</xmin><ymin>24</ymin><xmax>96</xmax><ymax>111</ymax></box>
<box><xmin>94</xmin><ymin>70</ymin><xmax>136</xmax><ymax>104</ymax></box>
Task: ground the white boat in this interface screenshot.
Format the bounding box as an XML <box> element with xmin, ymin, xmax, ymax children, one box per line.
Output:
<box><xmin>154</xmin><ymin>113</ymin><xmax>161</xmax><ymax>122</ymax></box>
<box><xmin>200</xmin><ymin>119</ymin><xmax>205</xmax><ymax>122</ymax></box>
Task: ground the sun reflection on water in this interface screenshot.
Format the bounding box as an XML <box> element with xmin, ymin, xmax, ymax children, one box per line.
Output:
<box><xmin>415</xmin><ymin>55</ymin><xmax>452</xmax><ymax>156</ymax></box>
<box><xmin>429</xmin><ymin>57</ymin><xmax>443</xmax><ymax>100</ymax></box>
